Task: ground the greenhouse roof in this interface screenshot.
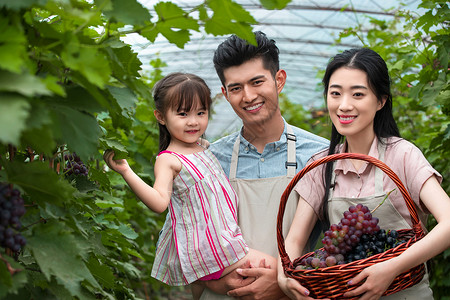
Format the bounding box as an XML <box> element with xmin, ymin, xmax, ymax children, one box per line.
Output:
<box><xmin>128</xmin><ymin>0</ymin><xmax>422</xmax><ymax>139</ymax></box>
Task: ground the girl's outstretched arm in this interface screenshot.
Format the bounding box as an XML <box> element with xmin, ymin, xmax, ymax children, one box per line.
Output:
<box><xmin>103</xmin><ymin>150</ymin><xmax>180</xmax><ymax>213</ymax></box>
<box><xmin>344</xmin><ymin>175</ymin><xmax>450</xmax><ymax>299</ymax></box>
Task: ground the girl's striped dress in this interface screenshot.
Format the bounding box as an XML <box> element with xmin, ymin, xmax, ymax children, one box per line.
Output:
<box><xmin>151</xmin><ymin>148</ymin><xmax>249</xmax><ymax>286</ymax></box>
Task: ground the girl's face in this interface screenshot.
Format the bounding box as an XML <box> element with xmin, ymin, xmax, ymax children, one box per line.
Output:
<box><xmin>327</xmin><ymin>67</ymin><xmax>385</xmax><ymax>141</ymax></box>
<box><xmin>156</xmin><ymin>98</ymin><xmax>209</xmax><ymax>148</ymax></box>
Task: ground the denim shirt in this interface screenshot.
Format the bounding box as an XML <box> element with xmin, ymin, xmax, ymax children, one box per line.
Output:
<box><xmin>210</xmin><ymin>119</ymin><xmax>329</xmax><ymax>179</ymax></box>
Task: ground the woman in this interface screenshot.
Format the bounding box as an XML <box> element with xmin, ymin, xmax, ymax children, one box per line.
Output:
<box><xmin>277</xmin><ymin>48</ymin><xmax>450</xmax><ymax>299</ymax></box>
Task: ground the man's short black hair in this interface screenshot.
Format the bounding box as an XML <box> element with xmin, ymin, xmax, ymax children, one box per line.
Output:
<box><xmin>213</xmin><ymin>31</ymin><xmax>280</xmax><ymax>87</ymax></box>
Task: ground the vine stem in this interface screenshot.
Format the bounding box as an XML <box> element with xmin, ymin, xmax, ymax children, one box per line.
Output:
<box><xmin>0</xmin><ymin>253</ymin><xmax>22</xmax><ymax>275</ymax></box>
<box><xmin>371</xmin><ymin>188</ymin><xmax>396</xmax><ymax>214</ymax></box>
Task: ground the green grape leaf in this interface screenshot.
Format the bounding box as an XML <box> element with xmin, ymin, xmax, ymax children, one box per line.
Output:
<box><xmin>117</xmin><ymin>223</ymin><xmax>139</xmax><ymax>240</ymax></box>
<box><xmin>99</xmin><ymin>138</ymin><xmax>128</xmax><ymax>159</ymax></box>
<box><xmin>107</xmin><ymin>85</ymin><xmax>137</xmax><ymax>119</ymax></box>
<box><xmin>259</xmin><ymin>0</ymin><xmax>291</xmax><ymax>10</ymax></box>
<box><xmin>50</xmin><ymin>106</ymin><xmax>101</xmax><ymax>160</ymax></box>
<box><xmin>27</xmin><ymin>221</ymin><xmax>101</xmax><ymax>298</ymax></box>
<box><xmin>58</xmin><ymin>86</ymin><xmax>105</xmax><ymax>113</ymax></box>
<box><xmin>20</xmin><ymin>125</ymin><xmax>56</xmax><ymax>156</ymax></box>
<box><xmin>204</xmin><ymin>18</ymin><xmax>256</xmax><ymax>44</ymax></box>
<box><xmin>208</xmin><ymin>0</ymin><xmax>257</xmax><ymax>23</ymax></box>
<box><xmin>106</xmin><ymin>44</ymin><xmax>142</xmax><ymax>78</ymax></box>
<box><xmin>3</xmin><ymin>160</ymin><xmax>76</xmax><ymax>207</ymax></box>
<box><xmin>0</xmin><ymin>16</ymin><xmax>28</xmax><ymax>73</ymax></box>
<box><xmin>0</xmin><ymin>71</ymin><xmax>52</xmax><ymax>97</ymax></box>
<box><xmin>89</xmin><ymin>167</ymin><xmax>111</xmax><ymax>192</ymax></box>
<box><xmin>61</xmin><ymin>39</ymin><xmax>111</xmax><ymax>88</ymax></box>
<box><xmin>86</xmin><ymin>256</ymin><xmax>116</xmax><ymax>289</ymax></box>
<box><xmin>100</xmin><ymin>0</ymin><xmax>151</xmax><ymax>26</ymax></box>
<box><xmin>153</xmin><ymin>2</ymin><xmax>199</xmax><ymax>30</ymax></box>
<box><xmin>0</xmin><ymin>0</ymin><xmax>47</xmax><ymax>10</ymax></box>
<box><xmin>422</xmin><ymin>72</ymin><xmax>446</xmax><ymax>106</ymax></box>
<box><xmin>157</xmin><ymin>26</ymin><xmax>191</xmax><ymax>48</ymax></box>
<box><xmin>0</xmin><ymin>94</ymin><xmax>31</xmax><ymax>146</ymax></box>
<box><xmin>149</xmin><ymin>1</ymin><xmax>200</xmax><ymax>48</ymax></box>
<box><xmin>204</xmin><ymin>0</ymin><xmax>256</xmax><ymax>43</ymax></box>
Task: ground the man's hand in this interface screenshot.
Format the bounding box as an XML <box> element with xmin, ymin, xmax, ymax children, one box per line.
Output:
<box><xmin>202</xmin><ymin>260</ymin><xmax>256</xmax><ymax>295</ymax></box>
<box><xmin>227</xmin><ymin>267</ymin><xmax>288</xmax><ymax>300</ymax></box>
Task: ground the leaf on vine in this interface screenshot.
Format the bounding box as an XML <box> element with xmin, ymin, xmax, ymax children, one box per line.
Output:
<box><xmin>259</xmin><ymin>0</ymin><xmax>291</xmax><ymax>10</ymax></box>
<box><xmin>27</xmin><ymin>221</ymin><xmax>101</xmax><ymax>298</ymax></box>
<box><xmin>3</xmin><ymin>160</ymin><xmax>76</xmax><ymax>207</ymax></box>
<box><xmin>100</xmin><ymin>0</ymin><xmax>151</xmax><ymax>26</ymax></box>
<box><xmin>204</xmin><ymin>0</ymin><xmax>256</xmax><ymax>43</ymax></box>
<box><xmin>106</xmin><ymin>45</ymin><xmax>142</xmax><ymax>78</ymax></box>
<box><xmin>0</xmin><ymin>94</ymin><xmax>30</xmax><ymax>146</ymax></box>
<box><xmin>100</xmin><ymin>137</ymin><xmax>128</xmax><ymax>160</ymax></box>
<box><xmin>50</xmin><ymin>106</ymin><xmax>102</xmax><ymax>160</ymax></box>
<box><xmin>107</xmin><ymin>86</ymin><xmax>138</xmax><ymax>119</ymax></box>
<box><xmin>0</xmin><ymin>71</ymin><xmax>53</xmax><ymax>97</ymax></box>
<box><xmin>0</xmin><ymin>18</ymin><xmax>28</xmax><ymax>73</ymax></box>
<box><xmin>61</xmin><ymin>38</ymin><xmax>112</xmax><ymax>88</ymax></box>
<box><xmin>86</xmin><ymin>256</ymin><xmax>116</xmax><ymax>289</ymax></box>
<box><xmin>142</xmin><ymin>1</ymin><xmax>200</xmax><ymax>48</ymax></box>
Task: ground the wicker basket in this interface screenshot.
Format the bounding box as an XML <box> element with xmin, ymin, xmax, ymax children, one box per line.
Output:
<box><xmin>277</xmin><ymin>153</ymin><xmax>426</xmax><ymax>299</ymax></box>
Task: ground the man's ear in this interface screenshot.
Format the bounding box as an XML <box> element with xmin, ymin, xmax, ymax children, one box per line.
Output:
<box><xmin>221</xmin><ymin>86</ymin><xmax>229</xmax><ymax>102</ymax></box>
<box><xmin>275</xmin><ymin>69</ymin><xmax>287</xmax><ymax>94</ymax></box>
<box><xmin>154</xmin><ymin>110</ymin><xmax>165</xmax><ymax>125</ymax></box>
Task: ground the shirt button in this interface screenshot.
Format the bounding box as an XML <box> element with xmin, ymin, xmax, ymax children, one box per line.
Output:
<box><xmin>245</xmin><ymin>147</ymin><xmax>249</xmax><ymax>151</ymax></box>
<box><xmin>260</xmin><ymin>158</ymin><xmax>265</xmax><ymax>162</ymax></box>
<box><xmin>276</xmin><ymin>147</ymin><xmax>280</xmax><ymax>151</ymax></box>
<box><xmin>250</xmin><ymin>146</ymin><xmax>255</xmax><ymax>150</ymax></box>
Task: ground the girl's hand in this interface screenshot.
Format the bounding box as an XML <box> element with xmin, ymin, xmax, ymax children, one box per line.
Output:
<box><xmin>103</xmin><ymin>150</ymin><xmax>130</xmax><ymax>175</ymax></box>
<box><xmin>343</xmin><ymin>260</ymin><xmax>397</xmax><ymax>300</ymax></box>
<box><xmin>278</xmin><ymin>271</ymin><xmax>322</xmax><ymax>300</ymax></box>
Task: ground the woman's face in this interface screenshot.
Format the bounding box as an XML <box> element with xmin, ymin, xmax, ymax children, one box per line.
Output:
<box><xmin>327</xmin><ymin>67</ymin><xmax>385</xmax><ymax>141</ymax></box>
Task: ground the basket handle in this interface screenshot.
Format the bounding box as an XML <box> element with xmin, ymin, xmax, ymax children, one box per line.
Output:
<box><xmin>277</xmin><ymin>153</ymin><xmax>424</xmax><ymax>269</ymax></box>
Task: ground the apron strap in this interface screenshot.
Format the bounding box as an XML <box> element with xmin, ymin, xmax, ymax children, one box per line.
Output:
<box><xmin>374</xmin><ymin>138</ymin><xmax>386</xmax><ymax>194</ymax></box>
<box><xmin>230</xmin><ymin>136</ymin><xmax>240</xmax><ymax>180</ymax></box>
<box><xmin>286</xmin><ymin>125</ymin><xmax>296</xmax><ymax>177</ymax></box>
<box><xmin>229</xmin><ymin>125</ymin><xmax>297</xmax><ymax>179</ymax></box>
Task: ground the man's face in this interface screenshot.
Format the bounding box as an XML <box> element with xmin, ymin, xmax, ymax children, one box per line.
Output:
<box><xmin>221</xmin><ymin>58</ymin><xmax>286</xmax><ymax>128</ymax></box>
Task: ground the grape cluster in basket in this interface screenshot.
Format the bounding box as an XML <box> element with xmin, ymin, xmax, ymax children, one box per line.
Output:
<box><xmin>0</xmin><ymin>183</ymin><xmax>27</xmax><ymax>253</ymax></box>
<box><xmin>297</xmin><ymin>203</ymin><xmax>406</xmax><ymax>269</ymax></box>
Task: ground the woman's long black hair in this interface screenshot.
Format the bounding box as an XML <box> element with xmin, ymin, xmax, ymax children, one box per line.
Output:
<box><xmin>152</xmin><ymin>72</ymin><xmax>212</xmax><ymax>152</ymax></box>
<box><xmin>320</xmin><ymin>48</ymin><xmax>401</xmax><ymax>227</ymax></box>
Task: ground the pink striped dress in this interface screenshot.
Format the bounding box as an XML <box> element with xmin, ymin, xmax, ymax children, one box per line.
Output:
<box><xmin>151</xmin><ymin>148</ymin><xmax>249</xmax><ymax>286</ymax></box>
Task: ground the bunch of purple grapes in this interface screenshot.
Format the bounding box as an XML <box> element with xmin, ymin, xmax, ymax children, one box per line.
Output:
<box><xmin>346</xmin><ymin>229</ymin><xmax>403</xmax><ymax>263</ymax></box>
<box><xmin>296</xmin><ymin>249</ymin><xmax>345</xmax><ymax>270</ymax></box>
<box><xmin>296</xmin><ymin>204</ymin><xmax>403</xmax><ymax>269</ymax></box>
<box><xmin>64</xmin><ymin>153</ymin><xmax>88</xmax><ymax>176</ymax></box>
<box><xmin>322</xmin><ymin>203</ymin><xmax>380</xmax><ymax>257</ymax></box>
<box><xmin>0</xmin><ymin>183</ymin><xmax>26</xmax><ymax>253</ymax></box>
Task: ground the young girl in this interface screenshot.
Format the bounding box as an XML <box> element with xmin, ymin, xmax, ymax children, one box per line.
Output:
<box><xmin>103</xmin><ymin>72</ymin><xmax>275</xmax><ymax>299</ymax></box>
<box><xmin>277</xmin><ymin>48</ymin><xmax>450</xmax><ymax>299</ymax></box>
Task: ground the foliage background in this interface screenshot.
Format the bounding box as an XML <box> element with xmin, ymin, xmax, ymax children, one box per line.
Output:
<box><xmin>0</xmin><ymin>0</ymin><xmax>448</xmax><ymax>299</ymax></box>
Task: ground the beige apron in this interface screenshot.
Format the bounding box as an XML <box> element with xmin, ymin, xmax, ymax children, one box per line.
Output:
<box><xmin>328</xmin><ymin>141</ymin><xmax>433</xmax><ymax>299</ymax></box>
<box><xmin>229</xmin><ymin>125</ymin><xmax>300</xmax><ymax>258</ymax></box>
<box><xmin>200</xmin><ymin>125</ymin><xmax>303</xmax><ymax>300</ymax></box>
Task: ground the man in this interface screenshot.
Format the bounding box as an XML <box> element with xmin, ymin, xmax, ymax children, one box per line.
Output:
<box><xmin>203</xmin><ymin>31</ymin><xmax>329</xmax><ymax>299</ymax></box>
